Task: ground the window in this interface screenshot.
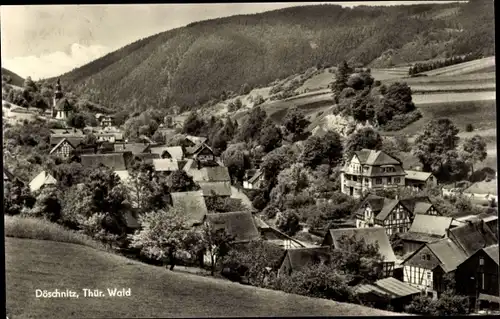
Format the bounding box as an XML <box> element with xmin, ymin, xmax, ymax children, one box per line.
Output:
<box><xmin>394</xmin><ymin>177</ymin><xmax>401</xmax><ymax>184</ymax></box>
<box><xmin>482</xmin><ymin>273</ymin><xmax>485</xmax><ymax>290</ymax></box>
<box><xmin>353</xmin><ymin>176</ymin><xmax>357</xmax><ymax>182</ymax></box>
<box><xmin>376</xmin><ymin>178</ymin><xmax>382</xmax><ymax>185</ymax></box>
<box><xmin>479</xmin><ymin>257</ymin><xmax>484</xmax><ymax>266</ymax></box>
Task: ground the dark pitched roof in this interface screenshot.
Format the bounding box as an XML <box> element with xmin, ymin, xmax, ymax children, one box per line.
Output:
<box><xmin>407</xmin><ymin>214</ymin><xmax>454</xmax><ymax>237</ymax></box>
<box><xmin>283</xmin><ymin>247</ymin><xmax>331</xmax><ymax>273</ymax></box>
<box><xmin>428</xmin><ymin>238</ymin><xmax>468</xmax><ymax>272</ymax></box>
<box><xmin>199</xmin><ymin>181</ymin><xmax>232</xmax><ymax>197</ymax></box>
<box><xmin>448</xmin><ymin>219</ymin><xmax>498</xmax><ymax>256</ymax></box>
<box><xmin>400</xmin><ymin>196</ymin><xmax>433</xmax><ymax>214</ymax></box>
<box><xmin>354</xmin><ymin>194</ymin><xmax>386</xmax><ymax>217</ymax></box>
<box><xmin>354</xmin><ymin>149</ymin><xmax>401</xmax><ymax>166</ymax></box>
<box><xmin>248</xmin><ymin>170</ymin><xmax>264</xmax><ymax>184</ymax></box>
<box><xmin>50</xmin><ymin>134</ymin><xmax>84</xmax><ymax>146</ymax></box>
<box><xmin>191</xmin><ymin>166</ymin><xmax>231</xmax><ymax>183</ymax></box>
<box><xmin>327</xmin><ymin>228</ymin><xmax>397</xmax><ymax>262</ymax></box>
<box><xmin>49</xmin><ymin>138</ymin><xmax>76</xmax><ymax>154</ymax></box>
<box><xmin>205</xmin><ymin>211</ymin><xmax>260</xmax><ymax>243</ymax></box>
<box><xmin>483</xmin><ymin>244</ymin><xmax>499</xmax><ymax>265</ymax></box>
<box><xmin>170</xmin><ymin>191</ymin><xmax>208</xmax><ymax>226</ymax></box>
<box><xmin>356</xmin><ymin>277</ymin><xmax>421</xmax><ymax>299</ymax></box>
<box><xmin>375</xmin><ymin>199</ymin><xmax>399</xmax><ymax>221</ymax></box>
<box><xmin>80</xmin><ymin>153</ymin><xmax>131</xmax><ymax>171</ymax></box>
<box><xmin>114</xmin><ymin>143</ymin><xmax>151</xmax><ymax>155</ymax></box>
<box><xmin>399</xmin><ymin>232</ymin><xmax>444</xmax><ymax>243</ymax></box>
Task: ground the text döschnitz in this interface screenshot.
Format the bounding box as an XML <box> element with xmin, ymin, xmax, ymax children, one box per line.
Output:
<box><xmin>35</xmin><ymin>288</ymin><xmax>132</xmax><ymax>298</ymax></box>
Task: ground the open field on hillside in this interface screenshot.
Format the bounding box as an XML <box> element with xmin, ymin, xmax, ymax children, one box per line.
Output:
<box><xmin>387</xmin><ymin>100</ymin><xmax>496</xmax><ymax>135</ymax></box>
<box><xmin>5</xmin><ymin>237</ymin><xmax>398</xmax><ymax>318</ymax></box>
<box><xmin>410</xmin><ymin>82</ymin><xmax>496</xmax><ymax>93</ymax></box>
<box><xmin>412</xmin><ymin>91</ymin><xmax>495</xmax><ymax>105</ymax></box>
<box><xmin>391</xmin><ymin>72</ymin><xmax>496</xmax><ymax>84</ymax></box>
<box><xmin>422</xmin><ymin>56</ymin><xmax>495</xmax><ymax>77</ymax></box>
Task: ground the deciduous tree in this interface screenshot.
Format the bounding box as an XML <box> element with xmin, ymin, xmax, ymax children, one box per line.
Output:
<box><xmin>129</xmin><ymin>207</ymin><xmax>191</xmax><ymax>270</ymax></box>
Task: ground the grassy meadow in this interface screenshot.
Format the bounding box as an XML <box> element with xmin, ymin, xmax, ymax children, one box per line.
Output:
<box><xmin>5</xmin><ymin>237</ymin><xmax>399</xmax><ymax>318</ymax></box>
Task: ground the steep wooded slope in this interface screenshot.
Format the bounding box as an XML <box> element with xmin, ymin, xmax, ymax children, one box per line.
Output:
<box><xmin>52</xmin><ymin>1</ymin><xmax>494</xmax><ymax>113</ymax></box>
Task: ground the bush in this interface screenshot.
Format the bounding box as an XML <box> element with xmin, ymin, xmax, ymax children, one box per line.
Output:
<box><xmin>465</xmin><ymin>123</ymin><xmax>474</xmax><ymax>132</ymax></box>
<box><xmin>4</xmin><ymin>215</ymin><xmax>109</xmax><ymax>251</ymax></box>
<box><xmin>275</xmin><ymin>210</ymin><xmax>301</xmax><ymax>236</ymax></box>
<box><xmin>271</xmin><ymin>264</ymin><xmax>353</xmax><ymax>302</ymax></box>
<box><xmin>381</xmin><ymin>110</ymin><xmax>422</xmax><ymax>131</ymax></box>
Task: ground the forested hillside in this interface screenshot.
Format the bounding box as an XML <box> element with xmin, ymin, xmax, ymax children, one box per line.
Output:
<box><xmin>52</xmin><ymin>1</ymin><xmax>494</xmax><ymax>113</ymax></box>
<box><xmin>2</xmin><ymin>68</ymin><xmax>25</xmax><ymax>87</ymax></box>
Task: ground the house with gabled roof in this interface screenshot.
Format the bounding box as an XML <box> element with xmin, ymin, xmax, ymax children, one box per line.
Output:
<box><xmin>401</xmin><ymin>218</ymin><xmax>498</xmax><ymax>299</ymax></box>
<box><xmin>114</xmin><ymin>143</ymin><xmax>151</xmax><ymax>155</ymax></box>
<box><xmin>341</xmin><ymin>149</ymin><xmax>406</xmax><ymax>198</ymax></box>
<box><xmin>29</xmin><ymin>171</ymin><xmax>57</xmax><ymax>192</ymax></box>
<box><xmin>80</xmin><ymin>152</ymin><xmax>133</xmax><ymax>171</ymax></box>
<box><xmin>399</xmin><ymin>214</ymin><xmax>455</xmax><ymax>254</ymax></box>
<box><xmin>455</xmin><ymin>244</ymin><xmax>499</xmax><ymax>312</ymax></box>
<box><xmin>354</xmin><ymin>277</ymin><xmax>421</xmax><ymax>312</ymax></box>
<box><xmin>150</xmin><ymin>146</ymin><xmax>184</xmax><ymax>161</ymax></box>
<box><xmin>49</xmin><ymin>134</ymin><xmax>84</xmax><ymax>147</ymax></box>
<box><xmin>49</xmin><ymin>137</ymin><xmax>77</xmax><ymax>158</ymax></box>
<box><xmin>185</xmin><ymin>135</ymin><xmax>208</xmax><ymax>146</ymax></box>
<box><xmin>199</xmin><ymin>181</ymin><xmax>232</xmax><ymax>197</ymax></box>
<box><xmin>254</xmin><ymin>216</ymin><xmax>305</xmax><ymax>250</ymax></box>
<box><xmin>170</xmin><ymin>191</ymin><xmax>208</xmax><ymax>226</ymax></box>
<box><xmin>277</xmin><ymin>247</ymin><xmax>331</xmax><ymax>277</ymax></box>
<box><xmin>243</xmin><ymin>169</ymin><xmax>265</xmax><ymax>190</ymax></box>
<box><xmin>354</xmin><ymin>194</ymin><xmax>441</xmax><ymax>237</ymax></box>
<box><xmin>322</xmin><ymin>227</ymin><xmax>397</xmax><ymax>277</ymax></box>
<box><xmin>186</xmin><ymin>143</ymin><xmax>215</xmax><ymax>163</ymax></box>
<box><xmin>188</xmin><ymin>166</ymin><xmax>231</xmax><ymax>184</ymax></box>
<box><xmin>205</xmin><ymin>211</ymin><xmax>260</xmax><ymax>244</ymax></box>
<box><xmin>405</xmin><ymin>170</ymin><xmax>438</xmax><ymax>190</ymax></box>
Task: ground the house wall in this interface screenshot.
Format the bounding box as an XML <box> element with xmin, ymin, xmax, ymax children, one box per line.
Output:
<box><xmin>403</xmin><ymin>246</ymin><xmax>440</xmax><ymax>294</ymax></box>
<box><xmin>356</xmin><ymin>205</ymin><xmax>375</xmax><ymax>228</ymax></box>
<box><xmin>342</xmin><ymin>155</ymin><xmax>406</xmax><ymax>198</ymax></box>
<box><xmin>383</xmin><ymin>203</ymin><xmax>412</xmax><ymax>236</ymax></box>
<box><xmin>455</xmin><ymin>250</ymin><xmax>499</xmax><ymax>308</ymax></box>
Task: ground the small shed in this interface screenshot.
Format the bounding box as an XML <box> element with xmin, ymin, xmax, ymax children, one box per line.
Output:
<box><xmin>354</xmin><ymin>277</ymin><xmax>421</xmax><ymax>311</ymax></box>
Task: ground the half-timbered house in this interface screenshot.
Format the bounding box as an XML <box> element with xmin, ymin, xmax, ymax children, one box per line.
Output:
<box><xmin>402</xmin><ymin>218</ymin><xmax>498</xmax><ymax>299</ymax></box>
<box><xmin>354</xmin><ymin>194</ymin><xmax>441</xmax><ymax>237</ymax></box>
<box><xmin>455</xmin><ymin>244</ymin><xmax>499</xmax><ymax>312</ymax></box>
<box><xmin>399</xmin><ymin>214</ymin><xmax>454</xmax><ymax>254</ymax></box>
<box><xmin>49</xmin><ymin>138</ymin><xmax>77</xmax><ymax>158</ymax></box>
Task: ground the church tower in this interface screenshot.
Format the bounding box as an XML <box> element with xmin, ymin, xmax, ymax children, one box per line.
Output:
<box><xmin>52</xmin><ymin>79</ymin><xmax>71</xmax><ymax>120</ymax></box>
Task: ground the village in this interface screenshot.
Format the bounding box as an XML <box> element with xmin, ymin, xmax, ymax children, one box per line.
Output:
<box><xmin>3</xmin><ymin>74</ymin><xmax>499</xmax><ymax>316</ymax></box>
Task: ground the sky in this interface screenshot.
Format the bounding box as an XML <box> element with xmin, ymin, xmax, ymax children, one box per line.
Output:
<box><xmin>1</xmin><ymin>2</ymin><xmax>463</xmax><ymax>80</ymax></box>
